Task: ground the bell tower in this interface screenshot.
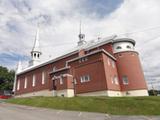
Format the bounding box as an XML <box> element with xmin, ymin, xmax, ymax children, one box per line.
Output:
<box><xmin>29</xmin><ymin>25</ymin><xmax>42</xmax><ymax>66</ymax></box>
<box><xmin>113</xmin><ymin>38</ymin><xmax>148</xmax><ymax>96</ymax></box>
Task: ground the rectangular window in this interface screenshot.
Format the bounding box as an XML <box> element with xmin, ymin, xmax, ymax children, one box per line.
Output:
<box><xmin>24</xmin><ymin>77</ymin><xmax>27</xmax><ymax>89</ymax></box>
<box><xmin>59</xmin><ymin>76</ymin><xmax>63</xmax><ymax>85</ymax></box>
<box><xmin>80</xmin><ymin>76</ymin><xmax>84</xmax><ymax>83</ymax></box>
<box><xmin>79</xmin><ymin>57</ymin><xmax>88</xmax><ymax>63</ymax></box>
<box><xmin>42</xmin><ymin>71</ymin><xmax>45</xmax><ymax>85</ymax></box>
<box><xmin>112</xmin><ymin>60</ymin><xmax>115</xmax><ymax>68</ymax></box>
<box><xmin>32</xmin><ymin>74</ymin><xmax>36</xmax><ymax>87</ymax></box>
<box><xmin>53</xmin><ymin>66</ymin><xmax>56</xmax><ymax>72</ymax></box>
<box><xmin>111</xmin><ymin>76</ymin><xmax>114</xmax><ymax>84</ymax></box>
<box><xmin>114</xmin><ymin>76</ymin><xmax>119</xmax><ymax>85</ymax></box>
<box><xmin>80</xmin><ymin>75</ymin><xmax>90</xmax><ymax>83</ymax></box>
<box><xmin>74</xmin><ymin>78</ymin><xmax>77</xmax><ymax>84</ymax></box>
<box><xmin>17</xmin><ymin>79</ymin><xmax>20</xmax><ymax>90</ymax></box>
<box><xmin>122</xmin><ymin>76</ymin><xmax>128</xmax><ymax>85</ymax></box>
<box><xmin>108</xmin><ymin>58</ymin><xmax>110</xmax><ymax>66</ymax></box>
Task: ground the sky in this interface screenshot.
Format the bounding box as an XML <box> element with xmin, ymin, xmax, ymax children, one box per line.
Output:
<box><xmin>0</xmin><ymin>0</ymin><xmax>160</xmax><ymax>89</ymax></box>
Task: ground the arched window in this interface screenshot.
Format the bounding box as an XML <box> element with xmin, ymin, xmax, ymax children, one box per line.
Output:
<box><xmin>37</xmin><ymin>54</ymin><xmax>39</xmax><ymax>58</ymax></box>
<box><xmin>34</xmin><ymin>53</ymin><xmax>36</xmax><ymax>58</ymax></box>
<box><xmin>116</xmin><ymin>46</ymin><xmax>122</xmax><ymax>49</ymax></box>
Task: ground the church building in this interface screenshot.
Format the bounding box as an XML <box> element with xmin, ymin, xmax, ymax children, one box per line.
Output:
<box><xmin>13</xmin><ymin>26</ymin><xmax>148</xmax><ymax>97</ymax></box>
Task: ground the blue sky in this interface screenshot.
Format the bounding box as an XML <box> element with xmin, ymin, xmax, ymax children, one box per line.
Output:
<box><xmin>0</xmin><ymin>0</ymin><xmax>160</xmax><ymax>89</ymax></box>
<box><xmin>78</xmin><ymin>0</ymin><xmax>123</xmax><ymax>17</ymax></box>
<box><xmin>0</xmin><ymin>0</ymin><xmax>124</xmax><ymax>69</ymax></box>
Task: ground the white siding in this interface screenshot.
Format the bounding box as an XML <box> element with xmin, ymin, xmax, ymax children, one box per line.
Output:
<box><xmin>113</xmin><ymin>42</ymin><xmax>134</xmax><ymax>53</ymax></box>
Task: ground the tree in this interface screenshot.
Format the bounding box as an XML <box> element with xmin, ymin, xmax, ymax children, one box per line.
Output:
<box><xmin>0</xmin><ymin>66</ymin><xmax>15</xmax><ymax>91</ymax></box>
<box><xmin>148</xmin><ymin>89</ymin><xmax>158</xmax><ymax>96</ymax></box>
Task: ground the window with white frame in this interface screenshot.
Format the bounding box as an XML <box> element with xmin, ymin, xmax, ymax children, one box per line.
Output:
<box><xmin>32</xmin><ymin>74</ymin><xmax>36</xmax><ymax>87</ymax></box>
<box><xmin>111</xmin><ymin>76</ymin><xmax>114</xmax><ymax>84</ymax></box>
<box><xmin>24</xmin><ymin>77</ymin><xmax>27</xmax><ymax>89</ymax></box>
<box><xmin>112</xmin><ymin>60</ymin><xmax>115</xmax><ymax>68</ymax></box>
<box><xmin>79</xmin><ymin>57</ymin><xmax>88</xmax><ymax>63</ymax></box>
<box><xmin>53</xmin><ymin>66</ymin><xmax>56</xmax><ymax>72</ymax></box>
<box><xmin>80</xmin><ymin>75</ymin><xmax>90</xmax><ymax>83</ymax></box>
<box><xmin>114</xmin><ymin>76</ymin><xmax>119</xmax><ymax>85</ymax></box>
<box><xmin>108</xmin><ymin>58</ymin><xmax>110</xmax><ymax>66</ymax></box>
<box><xmin>74</xmin><ymin>78</ymin><xmax>77</xmax><ymax>84</ymax></box>
<box><xmin>59</xmin><ymin>76</ymin><xmax>63</xmax><ymax>85</ymax></box>
<box><xmin>122</xmin><ymin>76</ymin><xmax>129</xmax><ymax>85</ymax></box>
<box><xmin>17</xmin><ymin>79</ymin><xmax>20</xmax><ymax>90</ymax></box>
<box><xmin>42</xmin><ymin>71</ymin><xmax>45</xmax><ymax>85</ymax></box>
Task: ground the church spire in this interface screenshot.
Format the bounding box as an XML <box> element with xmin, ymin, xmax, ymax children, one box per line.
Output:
<box><xmin>16</xmin><ymin>60</ymin><xmax>22</xmax><ymax>73</ymax></box>
<box><xmin>32</xmin><ymin>24</ymin><xmax>41</xmax><ymax>52</ymax></box>
<box><xmin>29</xmin><ymin>24</ymin><xmax>42</xmax><ymax>66</ymax></box>
<box><xmin>78</xmin><ymin>21</ymin><xmax>86</xmax><ymax>46</ymax></box>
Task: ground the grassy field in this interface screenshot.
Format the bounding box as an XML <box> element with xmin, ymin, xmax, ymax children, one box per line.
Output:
<box><xmin>6</xmin><ymin>96</ymin><xmax>160</xmax><ymax>115</ymax></box>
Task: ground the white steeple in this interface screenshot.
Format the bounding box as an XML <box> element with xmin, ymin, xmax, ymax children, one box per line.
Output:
<box><xmin>32</xmin><ymin>25</ymin><xmax>40</xmax><ymax>52</ymax></box>
<box><xmin>77</xmin><ymin>21</ymin><xmax>86</xmax><ymax>46</ymax></box>
<box><xmin>16</xmin><ymin>61</ymin><xmax>22</xmax><ymax>73</ymax></box>
<box><xmin>29</xmin><ymin>25</ymin><xmax>42</xmax><ymax>66</ymax></box>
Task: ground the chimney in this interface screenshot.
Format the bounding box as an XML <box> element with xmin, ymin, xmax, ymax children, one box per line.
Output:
<box><xmin>78</xmin><ymin>49</ymin><xmax>85</xmax><ymax>57</ymax></box>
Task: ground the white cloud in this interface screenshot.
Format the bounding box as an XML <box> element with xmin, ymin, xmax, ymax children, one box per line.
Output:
<box><xmin>0</xmin><ymin>0</ymin><xmax>160</xmax><ymax>89</ymax></box>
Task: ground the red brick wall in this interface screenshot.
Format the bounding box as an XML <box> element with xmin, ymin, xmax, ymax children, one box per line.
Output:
<box><xmin>52</xmin><ymin>75</ymin><xmax>74</xmax><ymax>90</ymax></box>
<box><xmin>100</xmin><ymin>43</ymin><xmax>114</xmax><ymax>55</ymax></box>
<box><xmin>15</xmin><ymin>53</ymin><xmax>78</xmax><ymax>95</ymax></box>
<box><xmin>69</xmin><ymin>52</ymin><xmax>108</xmax><ymax>94</ymax></box>
<box><xmin>114</xmin><ymin>51</ymin><xmax>148</xmax><ymax>91</ymax></box>
<box><xmin>51</xmin><ymin>53</ymin><xmax>78</xmax><ymax>69</ymax></box>
<box><xmin>15</xmin><ymin>64</ymin><xmax>52</xmax><ymax>95</ymax></box>
<box><xmin>102</xmin><ymin>53</ymin><xmax>121</xmax><ymax>91</ymax></box>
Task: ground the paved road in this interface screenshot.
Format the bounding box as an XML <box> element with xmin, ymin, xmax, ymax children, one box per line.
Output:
<box><xmin>0</xmin><ymin>101</ymin><xmax>160</xmax><ymax>120</ymax></box>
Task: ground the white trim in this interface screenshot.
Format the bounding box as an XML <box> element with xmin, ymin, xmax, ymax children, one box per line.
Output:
<box><xmin>56</xmin><ymin>89</ymin><xmax>74</xmax><ymax>97</ymax></box>
<box><xmin>13</xmin><ymin>74</ymin><xmax>17</xmax><ymax>92</ymax></box>
<box><xmin>15</xmin><ymin>90</ymin><xmax>53</xmax><ymax>98</ymax></box>
<box><xmin>77</xmin><ymin>90</ymin><xmax>122</xmax><ymax>97</ymax></box>
<box><xmin>66</xmin><ymin>49</ymin><xmax>116</xmax><ymax>65</ymax></box>
<box><xmin>80</xmin><ymin>75</ymin><xmax>90</xmax><ymax>83</ymax></box>
<box><xmin>16</xmin><ymin>37</ymin><xmax>135</xmax><ymax>76</ymax></box>
<box><xmin>77</xmin><ymin>89</ymin><xmax>148</xmax><ymax>97</ymax></box>
<box><xmin>50</xmin><ymin>66</ymin><xmax>70</xmax><ymax>74</ymax></box>
<box><xmin>85</xmin><ymin>35</ymin><xmax>117</xmax><ymax>51</ymax></box>
<box><xmin>121</xmin><ymin>89</ymin><xmax>148</xmax><ymax>96</ymax></box>
<box><xmin>52</xmin><ymin>74</ymin><xmax>73</xmax><ymax>80</ymax></box>
<box><xmin>17</xmin><ymin>50</ymin><xmax>78</xmax><ymax>75</ymax></box>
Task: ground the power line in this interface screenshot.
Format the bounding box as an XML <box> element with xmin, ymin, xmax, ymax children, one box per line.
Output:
<box><xmin>118</xmin><ymin>25</ymin><xmax>160</xmax><ymax>36</ymax></box>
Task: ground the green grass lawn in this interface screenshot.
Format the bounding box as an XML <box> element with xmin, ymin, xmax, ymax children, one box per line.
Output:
<box><xmin>6</xmin><ymin>96</ymin><xmax>160</xmax><ymax>115</ymax></box>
